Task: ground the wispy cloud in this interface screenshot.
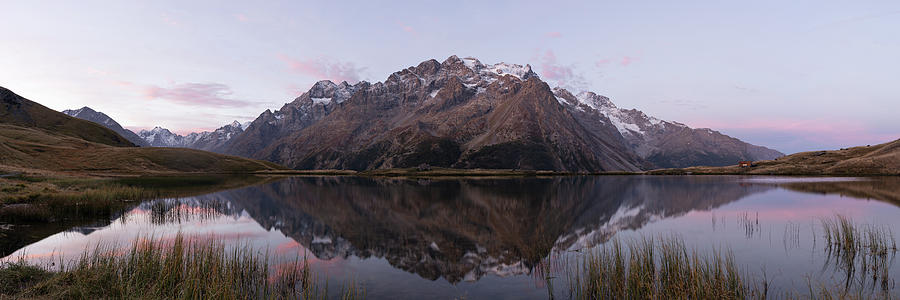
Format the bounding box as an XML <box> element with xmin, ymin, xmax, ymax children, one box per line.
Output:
<box><xmin>234</xmin><ymin>13</ymin><xmax>249</xmax><ymax>22</ymax></box>
<box><xmin>86</xmin><ymin>67</ymin><xmax>111</xmax><ymax>76</ymax></box>
<box><xmin>595</xmin><ymin>56</ymin><xmax>639</xmax><ymax>67</ymax></box>
<box><xmin>545</xmin><ymin>31</ymin><xmax>562</xmax><ymax>38</ymax></box>
<box><xmin>732</xmin><ymin>85</ymin><xmax>759</xmax><ymax>94</ymax></box>
<box><xmin>143</xmin><ymin>83</ymin><xmax>255</xmax><ymax>108</ymax></box>
<box><xmin>536</xmin><ymin>50</ymin><xmax>587</xmax><ymax>90</ymax></box>
<box><xmin>276</xmin><ymin>54</ymin><xmax>365</xmax><ymax>83</ymax></box>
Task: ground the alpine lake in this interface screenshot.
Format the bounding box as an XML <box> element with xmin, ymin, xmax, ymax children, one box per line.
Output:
<box><xmin>3</xmin><ymin>175</ymin><xmax>899</xmax><ymax>299</ymax></box>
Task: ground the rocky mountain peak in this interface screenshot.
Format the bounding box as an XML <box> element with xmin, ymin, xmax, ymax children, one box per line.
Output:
<box><xmin>415</xmin><ymin>59</ymin><xmax>442</xmax><ymax>75</ymax></box>
<box><xmin>463</xmin><ymin>57</ymin><xmax>537</xmax><ymax>81</ymax></box>
<box><xmin>148</xmin><ymin>126</ymin><xmax>171</xmax><ymax>134</ymax></box>
<box><xmin>441</xmin><ymin>55</ymin><xmax>464</xmax><ymax>65</ymax></box>
<box><xmin>309</xmin><ymin>80</ymin><xmax>337</xmax><ymax>97</ymax></box>
<box><xmin>303</xmin><ymin>80</ymin><xmax>360</xmax><ymax>105</ymax></box>
<box><xmin>62</xmin><ymin>106</ymin><xmax>96</xmax><ymax>116</ymax></box>
<box><xmin>448</xmin><ymin>56</ymin><xmax>538</xmax><ymax>82</ymax></box>
<box><xmin>60</xmin><ymin>105</ymin><xmax>149</xmax><ymax>147</ymax></box>
<box><xmin>576</xmin><ymin>91</ymin><xmax>616</xmax><ymax>110</ymax></box>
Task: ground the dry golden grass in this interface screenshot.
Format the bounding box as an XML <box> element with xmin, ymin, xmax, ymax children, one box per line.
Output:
<box><xmin>0</xmin><ymin>124</ymin><xmax>285</xmax><ymax>175</ymax></box>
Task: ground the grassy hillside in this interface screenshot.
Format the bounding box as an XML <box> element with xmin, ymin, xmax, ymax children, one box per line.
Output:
<box><xmin>651</xmin><ymin>138</ymin><xmax>900</xmax><ymax>175</ymax></box>
<box><xmin>0</xmin><ymin>86</ymin><xmax>285</xmax><ymax>175</ymax></box>
<box><xmin>0</xmin><ymin>124</ymin><xmax>284</xmax><ymax>175</ymax></box>
<box><xmin>0</xmin><ymin>87</ymin><xmax>134</xmax><ymax>147</ymax></box>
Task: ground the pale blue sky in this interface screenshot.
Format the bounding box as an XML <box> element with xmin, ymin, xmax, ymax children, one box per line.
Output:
<box><xmin>1</xmin><ymin>0</ymin><xmax>898</xmax><ymax>153</ymax></box>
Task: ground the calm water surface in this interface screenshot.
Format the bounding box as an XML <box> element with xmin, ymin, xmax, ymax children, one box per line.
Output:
<box><xmin>3</xmin><ymin>176</ymin><xmax>899</xmax><ymax>299</ymax></box>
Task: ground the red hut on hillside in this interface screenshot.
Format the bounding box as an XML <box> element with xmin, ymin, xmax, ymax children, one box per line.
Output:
<box><xmin>738</xmin><ymin>161</ymin><xmax>753</xmax><ymax>168</ymax></box>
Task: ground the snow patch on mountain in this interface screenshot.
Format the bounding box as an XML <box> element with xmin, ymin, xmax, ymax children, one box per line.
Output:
<box><xmin>459</xmin><ymin>56</ymin><xmax>536</xmax><ymax>81</ymax></box>
<box><xmin>556</xmin><ymin>90</ymin><xmax>682</xmax><ymax>137</ymax></box>
<box><xmin>311</xmin><ymin>97</ymin><xmax>331</xmax><ymax>105</ymax></box>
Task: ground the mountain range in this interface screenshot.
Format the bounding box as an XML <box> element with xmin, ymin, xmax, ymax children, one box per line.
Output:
<box><xmin>58</xmin><ymin>56</ymin><xmax>784</xmax><ymax>171</ymax></box>
<box><xmin>62</xmin><ymin>107</ymin><xmax>150</xmax><ymax>147</ymax></box>
<box><xmin>218</xmin><ymin>56</ymin><xmax>782</xmax><ymax>171</ymax></box>
<box><xmin>61</xmin><ymin>107</ymin><xmax>250</xmax><ymax>152</ymax></box>
<box><xmin>137</xmin><ymin>121</ymin><xmax>249</xmax><ymax>151</ymax></box>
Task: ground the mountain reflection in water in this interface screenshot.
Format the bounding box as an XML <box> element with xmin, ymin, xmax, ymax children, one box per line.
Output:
<box><xmin>6</xmin><ymin>176</ymin><xmax>900</xmax><ymax>299</ymax></box>
<box><xmin>145</xmin><ymin>176</ymin><xmax>772</xmax><ymax>282</ymax></box>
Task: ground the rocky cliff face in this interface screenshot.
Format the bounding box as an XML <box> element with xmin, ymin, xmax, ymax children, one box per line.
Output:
<box><xmin>224</xmin><ymin>56</ymin><xmax>645</xmax><ymax>172</ymax></box>
<box><xmin>552</xmin><ymin>89</ymin><xmax>784</xmax><ymax>168</ymax></box>
<box><xmin>62</xmin><ymin>106</ymin><xmax>150</xmax><ymax>147</ymax></box>
<box><xmin>221</xmin><ymin>80</ymin><xmax>360</xmax><ymax>158</ymax></box>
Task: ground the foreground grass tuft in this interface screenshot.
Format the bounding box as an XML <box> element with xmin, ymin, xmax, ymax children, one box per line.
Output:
<box><xmin>567</xmin><ymin>236</ymin><xmax>763</xmax><ymax>300</ymax></box>
<box><xmin>1</xmin><ymin>234</ymin><xmax>365</xmax><ymax>299</ymax></box>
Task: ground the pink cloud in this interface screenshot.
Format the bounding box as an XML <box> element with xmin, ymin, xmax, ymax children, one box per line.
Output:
<box><xmin>276</xmin><ymin>54</ymin><xmax>364</xmax><ymax>83</ymax></box>
<box><xmin>539</xmin><ymin>50</ymin><xmax>570</xmax><ymax>80</ymax></box>
<box><xmin>394</xmin><ymin>21</ymin><xmax>417</xmax><ymax>35</ymax></box>
<box><xmin>142</xmin><ymin>83</ymin><xmax>254</xmax><ymax>108</ymax></box>
<box><xmin>536</xmin><ymin>50</ymin><xmax>587</xmax><ymax>89</ymax></box>
<box><xmin>545</xmin><ymin>31</ymin><xmax>562</xmax><ymax>38</ymax></box>
<box><xmin>234</xmin><ymin>14</ymin><xmax>248</xmax><ymax>22</ymax></box>
<box><xmin>113</xmin><ymin>80</ymin><xmax>134</xmax><ymax>87</ymax></box>
<box><xmin>595</xmin><ymin>56</ymin><xmax>637</xmax><ymax>67</ymax></box>
<box><xmin>161</xmin><ymin>13</ymin><xmax>178</xmax><ymax>26</ymax></box>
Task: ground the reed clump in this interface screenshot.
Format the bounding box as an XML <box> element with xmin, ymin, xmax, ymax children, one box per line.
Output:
<box><xmin>821</xmin><ymin>214</ymin><xmax>897</xmax><ymax>256</ymax></box>
<box><xmin>820</xmin><ymin>214</ymin><xmax>897</xmax><ymax>294</ymax></box>
<box><xmin>567</xmin><ymin>236</ymin><xmax>763</xmax><ymax>300</ymax></box>
<box><xmin>1</xmin><ymin>234</ymin><xmax>365</xmax><ymax>299</ymax></box>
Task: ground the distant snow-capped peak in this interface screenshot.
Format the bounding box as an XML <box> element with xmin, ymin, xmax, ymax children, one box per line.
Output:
<box><xmin>306</xmin><ymin>80</ymin><xmax>359</xmax><ymax>106</ymax></box>
<box><xmin>553</xmin><ymin>87</ymin><xmax>684</xmax><ymax>137</ymax></box>
<box><xmin>459</xmin><ymin>56</ymin><xmax>537</xmax><ymax>81</ymax></box>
